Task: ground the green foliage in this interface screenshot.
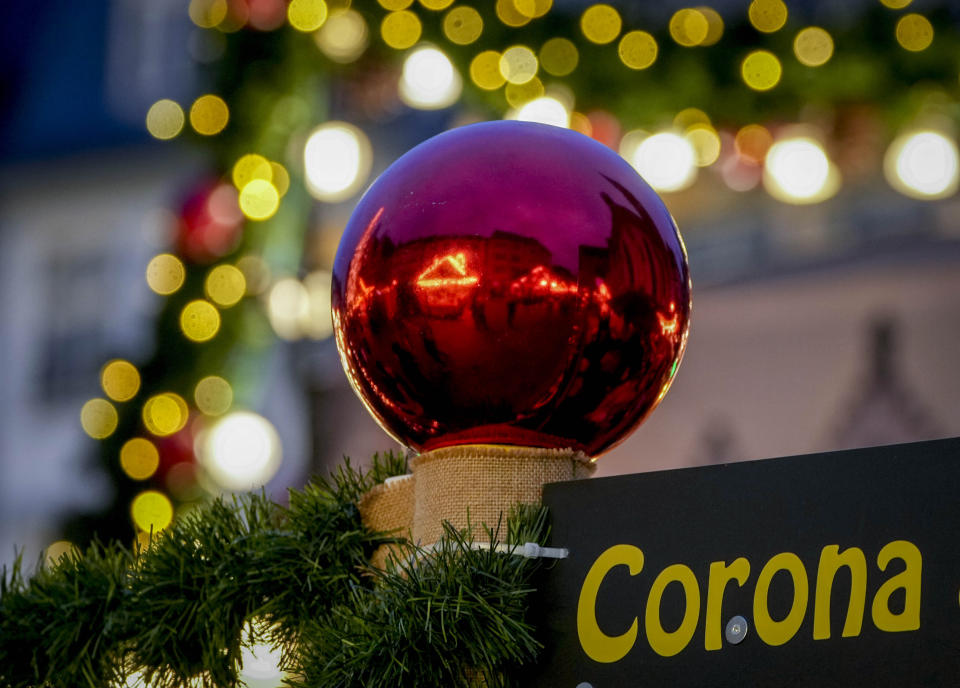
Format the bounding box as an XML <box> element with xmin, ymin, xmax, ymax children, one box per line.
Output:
<box><xmin>1</xmin><ymin>453</ymin><xmax>552</xmax><ymax>688</ymax></box>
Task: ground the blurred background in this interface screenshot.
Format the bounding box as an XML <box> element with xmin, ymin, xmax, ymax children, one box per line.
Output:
<box><xmin>1</xmin><ymin>0</ymin><xmax>959</xmax><ymax>575</ymax></box>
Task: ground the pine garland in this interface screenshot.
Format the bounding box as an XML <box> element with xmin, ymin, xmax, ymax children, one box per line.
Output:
<box><xmin>0</xmin><ymin>453</ymin><xmax>551</xmax><ymax>688</ymax></box>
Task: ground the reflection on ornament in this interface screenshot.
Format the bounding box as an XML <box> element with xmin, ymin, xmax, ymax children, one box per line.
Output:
<box><xmin>332</xmin><ymin>121</ymin><xmax>690</xmax><ymax>457</ymax></box>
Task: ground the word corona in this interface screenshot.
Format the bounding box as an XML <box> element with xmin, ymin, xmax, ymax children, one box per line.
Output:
<box><xmin>577</xmin><ymin>540</ymin><xmax>921</xmax><ymax>662</ymax></box>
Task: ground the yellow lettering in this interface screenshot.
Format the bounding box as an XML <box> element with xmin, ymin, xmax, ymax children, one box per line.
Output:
<box><xmin>754</xmin><ymin>552</ymin><xmax>808</xmax><ymax>646</ymax></box>
<box><xmin>704</xmin><ymin>557</ymin><xmax>750</xmax><ymax>650</ymax></box>
<box><xmin>813</xmin><ymin>545</ymin><xmax>867</xmax><ymax>639</ymax></box>
<box><xmin>645</xmin><ymin>563</ymin><xmax>701</xmax><ymax>657</ymax></box>
<box><xmin>577</xmin><ymin>544</ymin><xmax>644</xmax><ymax>663</ymax></box>
<box><xmin>871</xmin><ymin>540</ymin><xmax>922</xmax><ymax>632</ymax></box>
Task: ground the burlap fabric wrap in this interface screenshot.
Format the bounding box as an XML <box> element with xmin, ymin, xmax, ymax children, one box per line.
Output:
<box><xmin>358</xmin><ymin>474</ymin><xmax>415</xmax><ymax>569</ymax></box>
<box><xmin>358</xmin><ymin>444</ymin><xmax>595</xmax><ymax>562</ymax></box>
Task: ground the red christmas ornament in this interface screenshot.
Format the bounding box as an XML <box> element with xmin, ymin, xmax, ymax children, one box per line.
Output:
<box><xmin>332</xmin><ymin>122</ymin><xmax>690</xmax><ymax>457</ymax></box>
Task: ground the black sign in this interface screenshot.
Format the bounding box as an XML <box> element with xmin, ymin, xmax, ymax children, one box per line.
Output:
<box><xmin>532</xmin><ymin>438</ymin><xmax>960</xmax><ymax>687</ymax></box>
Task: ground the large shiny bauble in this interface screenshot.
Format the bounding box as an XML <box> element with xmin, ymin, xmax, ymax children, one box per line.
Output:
<box><xmin>332</xmin><ymin>121</ymin><xmax>690</xmax><ymax>457</ymax></box>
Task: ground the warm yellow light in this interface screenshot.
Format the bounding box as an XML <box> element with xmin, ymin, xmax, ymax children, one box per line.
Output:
<box><xmin>419</xmin><ymin>0</ymin><xmax>453</xmax><ymax>9</ymax></box>
<box><xmin>381</xmin><ymin>10</ymin><xmax>422</xmax><ymax>50</ymax></box>
<box><xmin>443</xmin><ymin>6</ymin><xmax>482</xmax><ymax>45</ymax></box>
<box><xmin>697</xmin><ymin>5</ymin><xmax>724</xmax><ymax>45</ymax></box>
<box><xmin>630</xmin><ymin>132</ymin><xmax>698</xmax><ymax>192</ymax></box>
<box><xmin>189</xmin><ymin>0</ymin><xmax>228</xmax><ymax>28</ymax></box>
<box><xmin>495</xmin><ymin>0</ymin><xmax>531</xmax><ymax>28</ymax></box>
<box><xmin>470</xmin><ymin>51</ymin><xmax>506</xmax><ymax>90</ymax></box>
<box><xmin>618</xmin><ymin>30</ymin><xmax>657</xmax><ymax>69</ymax></box>
<box><xmin>748</xmin><ymin>0</ymin><xmax>787</xmax><ymax>33</ymax></box>
<box><xmin>686</xmin><ymin>124</ymin><xmax>722</xmax><ymax>166</ymax></box>
<box><xmin>509</xmin><ymin>96</ymin><xmax>570</xmax><ymax>129</ymax></box>
<box><xmin>315</xmin><ymin>9</ymin><xmax>368</xmax><ymax>63</ymax></box>
<box><xmin>499</xmin><ymin>46</ymin><xmax>538</xmax><ymax>85</ymax></box>
<box><xmin>195</xmin><ymin>375</ymin><xmax>234</xmax><ymax>416</ymax></box>
<box><xmin>515</xmin><ymin>0</ymin><xmax>552</xmax><ymax>18</ymax></box>
<box><xmin>236</xmin><ymin>255</ymin><xmax>272</xmax><ymax>295</ymax></box>
<box><xmin>146</xmin><ymin>254</ymin><xmax>186</xmax><ymax>295</ymax></box>
<box><xmin>101</xmin><ymin>360</ymin><xmax>141</xmax><ymax>402</ymax></box>
<box><xmin>239</xmin><ymin>179</ymin><xmax>280</xmax><ymax>221</ymax></box>
<box><xmin>400</xmin><ymin>45</ymin><xmax>462</xmax><ymax>110</ymax></box>
<box><xmin>674</xmin><ymin>107</ymin><xmax>710</xmax><ymax>130</ymax></box>
<box><xmin>581</xmin><ymin>4</ymin><xmax>621</xmax><ymax>44</ymax></box>
<box><xmin>793</xmin><ymin>27</ymin><xmax>834</xmax><ymax>66</ymax></box>
<box><xmin>304</xmin><ymin>122</ymin><xmax>372</xmax><ymax>201</ymax></box>
<box><xmin>201</xmin><ymin>412</ymin><xmax>282</xmax><ymax>491</ymax></box>
<box><xmin>269</xmin><ymin>162</ymin><xmax>290</xmax><ymax>197</ymax></box>
<box><xmin>145</xmin><ymin>100</ymin><xmax>184</xmax><ymax>140</ymax></box>
<box><xmin>301</xmin><ymin>271</ymin><xmax>334</xmax><ymax>340</ymax></box>
<box><xmin>189</xmin><ymin>95</ymin><xmax>229</xmax><ymax>136</ymax></box>
<box><xmin>504</xmin><ymin>77</ymin><xmax>544</xmax><ymax>108</ymax></box>
<box><xmin>539</xmin><ymin>38</ymin><xmax>578</xmax><ymax>76</ymax></box>
<box><xmin>669</xmin><ymin>8</ymin><xmax>709</xmax><ymax>47</ymax></box>
<box><xmin>885</xmin><ymin>130</ymin><xmax>959</xmax><ymax>200</ymax></box>
<box><xmin>880</xmin><ymin>0</ymin><xmax>912</xmax><ymax>8</ymax></box>
<box><xmin>131</xmin><ymin>491</ymin><xmax>174</xmax><ymax>533</ymax></box>
<box><xmin>763</xmin><ymin>137</ymin><xmax>840</xmax><ymax>204</ymax></box>
<box><xmin>205</xmin><ymin>265</ymin><xmax>247</xmax><ymax>307</ymax></box>
<box><xmin>232</xmin><ymin>154</ymin><xmax>273</xmax><ymax>190</ymax></box>
<box><xmin>44</xmin><ymin>540</ymin><xmax>79</xmax><ymax>566</ymax></box>
<box><xmin>180</xmin><ymin>300</ymin><xmax>221</xmax><ymax>342</ymax></box>
<box><xmin>120</xmin><ymin>438</ymin><xmax>160</xmax><ymax>481</ymax></box>
<box><xmin>735</xmin><ymin>123</ymin><xmax>773</xmax><ymax>162</ymax></box>
<box><xmin>81</xmin><ymin>399</ymin><xmax>118</xmax><ymax>439</ymax></box>
<box><xmin>741</xmin><ymin>50</ymin><xmax>782</xmax><ymax>91</ymax></box>
<box><xmin>288</xmin><ymin>0</ymin><xmax>327</xmax><ymax>31</ymax></box>
<box><xmin>379</xmin><ymin>0</ymin><xmax>412</xmax><ymax>9</ymax></box>
<box><xmin>896</xmin><ymin>14</ymin><xmax>933</xmax><ymax>51</ymax></box>
<box><xmin>143</xmin><ymin>393</ymin><xmax>189</xmax><ymax>436</ymax></box>
<box><xmin>268</xmin><ymin>278</ymin><xmax>309</xmax><ymax>340</ymax></box>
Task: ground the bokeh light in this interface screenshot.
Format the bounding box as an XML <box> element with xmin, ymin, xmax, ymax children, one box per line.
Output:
<box><xmin>443</xmin><ymin>6</ymin><xmax>482</xmax><ymax>45</ymax></box>
<box><xmin>697</xmin><ymin>5</ymin><xmax>724</xmax><ymax>45</ymax></box>
<box><xmin>146</xmin><ymin>254</ymin><xmax>186</xmax><ymax>295</ymax></box>
<box><xmin>686</xmin><ymin>124</ymin><xmax>722</xmax><ymax>166</ymax></box>
<box><xmin>131</xmin><ymin>491</ymin><xmax>174</xmax><ymax>533</ymax></box>
<box><xmin>496</xmin><ymin>0</ymin><xmax>531</xmax><ymax>28</ymax></box>
<box><xmin>504</xmin><ymin>77</ymin><xmax>544</xmax><ymax>108</ymax></box>
<box><xmin>315</xmin><ymin>9</ymin><xmax>368</xmax><ymax>62</ymax></box>
<box><xmin>399</xmin><ymin>45</ymin><xmax>462</xmax><ymax>110</ymax></box>
<box><xmin>470</xmin><ymin>51</ymin><xmax>506</xmax><ymax>90</ymax></box>
<box><xmin>101</xmin><ymin>360</ymin><xmax>141</xmax><ymax>402</ymax></box>
<box><xmin>499</xmin><ymin>46</ymin><xmax>538</xmax><ymax>85</ymax></box>
<box><xmin>143</xmin><ymin>393</ymin><xmax>189</xmax><ymax>436</ymax></box>
<box><xmin>239</xmin><ymin>623</ymin><xmax>286</xmax><ymax>687</ymax></box>
<box><xmin>81</xmin><ymin>399</ymin><xmax>118</xmax><ymax>439</ymax></box>
<box><xmin>189</xmin><ymin>95</ymin><xmax>229</xmax><ymax>136</ymax></box>
<box><xmin>509</xmin><ymin>96</ymin><xmax>570</xmax><ymax>128</ymax></box>
<box><xmin>741</xmin><ymin>50</ymin><xmax>782</xmax><ymax>91</ymax></box>
<box><xmin>189</xmin><ymin>0</ymin><xmax>228</xmax><ymax>28</ymax></box>
<box><xmin>267</xmin><ymin>277</ymin><xmax>309</xmax><ymax>340</ymax></box>
<box><xmin>301</xmin><ymin>270</ymin><xmax>335</xmax><ymax>339</ymax></box>
<box><xmin>239</xmin><ymin>179</ymin><xmax>280</xmax><ymax>221</ymax></box>
<box><xmin>880</xmin><ymin>0</ymin><xmax>912</xmax><ymax>7</ymax></box>
<box><xmin>794</xmin><ymin>27</ymin><xmax>834</xmax><ymax>66</ymax></box>
<box><xmin>539</xmin><ymin>38</ymin><xmax>578</xmax><ymax>76</ymax></box>
<box><xmin>205</xmin><ymin>265</ymin><xmax>247</xmax><ymax>307</ymax></box>
<box><xmin>674</xmin><ymin>107</ymin><xmax>710</xmax><ymax>130</ymax></box>
<box><xmin>896</xmin><ymin>14</ymin><xmax>933</xmax><ymax>52</ymax></box>
<box><xmin>381</xmin><ymin>10</ymin><xmax>422</xmax><ymax>50</ymax></box>
<box><xmin>630</xmin><ymin>132</ymin><xmax>698</xmax><ymax>192</ymax></box>
<box><xmin>303</xmin><ymin>122</ymin><xmax>372</xmax><ymax>201</ymax></box>
<box><xmin>195</xmin><ymin>375</ymin><xmax>234</xmax><ymax>416</ymax></box>
<box><xmin>379</xmin><ymin>0</ymin><xmax>412</xmax><ymax>9</ymax></box>
<box><xmin>669</xmin><ymin>8</ymin><xmax>708</xmax><ymax>47</ymax></box>
<box><xmin>180</xmin><ymin>300</ymin><xmax>221</xmax><ymax>342</ymax></box>
<box><xmin>420</xmin><ymin>0</ymin><xmax>454</xmax><ymax>10</ymax></box>
<box><xmin>44</xmin><ymin>540</ymin><xmax>79</xmax><ymax>566</ymax></box>
<box><xmin>232</xmin><ymin>154</ymin><xmax>273</xmax><ymax>190</ymax></box>
<box><xmin>237</xmin><ymin>255</ymin><xmax>272</xmax><ymax>295</ymax></box>
<box><xmin>735</xmin><ymin>123</ymin><xmax>773</xmax><ymax>163</ymax></box>
<box><xmin>515</xmin><ymin>0</ymin><xmax>552</xmax><ymax>18</ymax></box>
<box><xmin>618</xmin><ymin>30</ymin><xmax>658</xmax><ymax>69</ymax></box>
<box><xmin>581</xmin><ymin>4</ymin><xmax>621</xmax><ymax>45</ymax></box>
<box><xmin>269</xmin><ymin>162</ymin><xmax>290</xmax><ymax>197</ymax></box>
<box><xmin>145</xmin><ymin>100</ymin><xmax>184</xmax><ymax>140</ymax></box>
<box><xmin>287</xmin><ymin>0</ymin><xmax>328</xmax><ymax>32</ymax></box>
<box><xmin>749</xmin><ymin>0</ymin><xmax>787</xmax><ymax>33</ymax></box>
<box><xmin>884</xmin><ymin>130</ymin><xmax>959</xmax><ymax>200</ymax></box>
<box><xmin>201</xmin><ymin>412</ymin><xmax>282</xmax><ymax>491</ymax></box>
<box><xmin>763</xmin><ymin>137</ymin><xmax>840</xmax><ymax>204</ymax></box>
<box><xmin>120</xmin><ymin>438</ymin><xmax>160</xmax><ymax>481</ymax></box>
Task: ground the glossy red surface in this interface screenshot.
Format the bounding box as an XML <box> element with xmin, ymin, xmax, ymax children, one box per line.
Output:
<box><xmin>332</xmin><ymin>121</ymin><xmax>690</xmax><ymax>457</ymax></box>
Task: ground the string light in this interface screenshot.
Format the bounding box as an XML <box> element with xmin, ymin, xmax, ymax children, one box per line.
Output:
<box><xmin>143</xmin><ymin>393</ymin><xmax>189</xmax><ymax>436</ymax></box>
<box><xmin>794</xmin><ymin>27</ymin><xmax>834</xmax><ymax>66</ymax></box>
<box><xmin>443</xmin><ymin>6</ymin><xmax>482</xmax><ymax>45</ymax></box>
<box><xmin>379</xmin><ymin>0</ymin><xmax>412</xmax><ymax>9</ymax></box>
<box><xmin>205</xmin><ymin>265</ymin><xmax>247</xmax><ymax>307</ymax></box>
<box><xmin>741</xmin><ymin>50</ymin><xmax>782</xmax><ymax>91</ymax></box>
<box><xmin>399</xmin><ymin>45</ymin><xmax>462</xmax><ymax>110</ymax></box>
<box><xmin>131</xmin><ymin>490</ymin><xmax>174</xmax><ymax>533</ymax></box>
<box><xmin>495</xmin><ymin>0</ymin><xmax>530</xmax><ymax>28</ymax></box>
<box><xmin>239</xmin><ymin>179</ymin><xmax>280</xmax><ymax>221</ymax></box>
<box><xmin>315</xmin><ymin>9</ymin><xmax>368</xmax><ymax>62</ymax></box>
<box><xmin>763</xmin><ymin>136</ymin><xmax>840</xmax><ymax>204</ymax></box>
<box><xmin>896</xmin><ymin>14</ymin><xmax>933</xmax><ymax>51</ymax></box>
<box><xmin>419</xmin><ymin>0</ymin><xmax>453</xmax><ymax>10</ymax></box>
<box><xmin>232</xmin><ymin>154</ymin><xmax>273</xmax><ymax>190</ymax></box>
<box><xmin>381</xmin><ymin>10</ymin><xmax>422</xmax><ymax>50</ymax></box>
<box><xmin>669</xmin><ymin>8</ymin><xmax>708</xmax><ymax>47</ymax></box>
<box><xmin>697</xmin><ymin>6</ymin><xmax>724</xmax><ymax>45</ymax></box>
<box><xmin>80</xmin><ymin>398</ymin><xmax>118</xmax><ymax>439</ymax></box>
<box><xmin>581</xmin><ymin>4</ymin><xmax>621</xmax><ymax>45</ymax></box>
<box><xmin>146</xmin><ymin>254</ymin><xmax>186</xmax><ymax>295</ymax></box>
<box><xmin>287</xmin><ymin>0</ymin><xmax>328</xmax><ymax>32</ymax></box>
<box><xmin>748</xmin><ymin>0</ymin><xmax>787</xmax><ymax>33</ymax></box>
<box><xmin>303</xmin><ymin>122</ymin><xmax>372</xmax><ymax>201</ymax></box>
<box><xmin>195</xmin><ymin>375</ymin><xmax>234</xmax><ymax>416</ymax></box>
<box><xmin>618</xmin><ymin>31</ymin><xmax>658</xmax><ymax>69</ymax></box>
<box><xmin>539</xmin><ymin>38</ymin><xmax>578</xmax><ymax>76</ymax></box>
<box><xmin>189</xmin><ymin>95</ymin><xmax>229</xmax><ymax>136</ymax></box>
<box><xmin>470</xmin><ymin>51</ymin><xmax>506</xmax><ymax>90</ymax></box>
<box><xmin>629</xmin><ymin>132</ymin><xmax>697</xmax><ymax>192</ymax></box>
<box><xmin>201</xmin><ymin>411</ymin><xmax>282</xmax><ymax>491</ymax></box>
<box><xmin>880</xmin><ymin>0</ymin><xmax>912</xmax><ymax>8</ymax></box>
<box><xmin>145</xmin><ymin>100</ymin><xmax>184</xmax><ymax>140</ymax></box>
<box><xmin>884</xmin><ymin>130</ymin><xmax>959</xmax><ymax>200</ymax></box>
<box><xmin>180</xmin><ymin>300</ymin><xmax>221</xmax><ymax>342</ymax></box>
<box><xmin>516</xmin><ymin>0</ymin><xmax>552</xmax><ymax>18</ymax></box>
<box><xmin>120</xmin><ymin>438</ymin><xmax>160</xmax><ymax>480</ymax></box>
<box><xmin>499</xmin><ymin>46</ymin><xmax>538</xmax><ymax>85</ymax></box>
<box><xmin>101</xmin><ymin>360</ymin><xmax>141</xmax><ymax>402</ymax></box>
